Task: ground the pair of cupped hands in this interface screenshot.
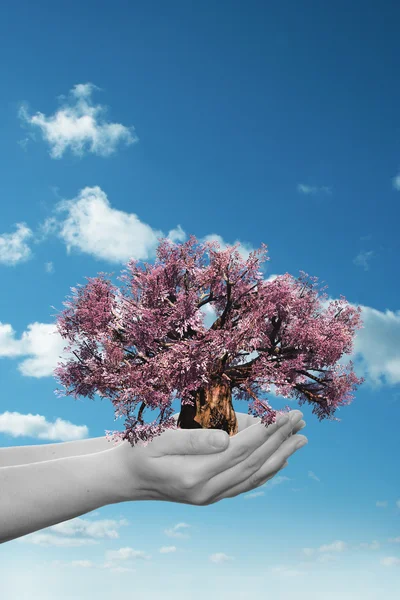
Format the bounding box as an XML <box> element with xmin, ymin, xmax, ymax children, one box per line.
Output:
<box><xmin>112</xmin><ymin>410</ymin><xmax>307</xmax><ymax>507</ymax></box>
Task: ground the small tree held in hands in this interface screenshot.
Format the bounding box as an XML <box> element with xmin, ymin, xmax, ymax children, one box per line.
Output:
<box><xmin>53</xmin><ymin>235</ymin><xmax>364</xmax><ymax>447</ymax></box>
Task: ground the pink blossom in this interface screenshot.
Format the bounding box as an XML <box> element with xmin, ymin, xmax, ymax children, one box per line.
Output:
<box><xmin>53</xmin><ymin>235</ymin><xmax>364</xmax><ymax>446</ymax></box>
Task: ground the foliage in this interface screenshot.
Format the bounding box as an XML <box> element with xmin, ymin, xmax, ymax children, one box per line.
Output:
<box><xmin>53</xmin><ymin>235</ymin><xmax>364</xmax><ymax>446</ymax></box>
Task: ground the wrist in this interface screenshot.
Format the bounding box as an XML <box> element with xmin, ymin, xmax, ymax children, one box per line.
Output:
<box><xmin>86</xmin><ymin>447</ymin><xmax>132</xmax><ymax>505</ymax></box>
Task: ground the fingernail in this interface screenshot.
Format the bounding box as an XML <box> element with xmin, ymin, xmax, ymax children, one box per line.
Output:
<box><xmin>290</xmin><ymin>411</ymin><xmax>303</xmax><ymax>423</ymax></box>
<box><xmin>210</xmin><ymin>432</ymin><xmax>228</xmax><ymax>449</ymax></box>
<box><xmin>296</xmin><ymin>438</ymin><xmax>308</xmax><ymax>449</ymax></box>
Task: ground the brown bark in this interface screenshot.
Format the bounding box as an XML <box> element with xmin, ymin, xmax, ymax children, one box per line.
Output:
<box><xmin>177</xmin><ymin>379</ymin><xmax>238</xmax><ymax>436</ymax></box>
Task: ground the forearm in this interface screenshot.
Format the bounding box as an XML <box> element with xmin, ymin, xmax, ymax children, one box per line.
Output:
<box><xmin>0</xmin><ymin>449</ymin><xmax>127</xmax><ymax>544</ymax></box>
<box><xmin>0</xmin><ymin>437</ymin><xmax>118</xmax><ymax>467</ymax></box>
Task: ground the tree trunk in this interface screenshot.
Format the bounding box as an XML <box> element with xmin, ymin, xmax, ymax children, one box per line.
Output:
<box><xmin>177</xmin><ymin>379</ymin><xmax>238</xmax><ymax>436</ymax></box>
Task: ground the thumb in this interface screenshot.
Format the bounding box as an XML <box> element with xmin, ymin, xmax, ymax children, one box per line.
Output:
<box><xmin>161</xmin><ymin>428</ymin><xmax>230</xmax><ymax>455</ymax></box>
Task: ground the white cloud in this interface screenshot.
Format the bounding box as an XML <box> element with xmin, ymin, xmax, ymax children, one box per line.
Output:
<box><xmin>164</xmin><ymin>523</ymin><xmax>191</xmax><ymax>539</ymax></box>
<box><xmin>0</xmin><ymin>321</ymin><xmax>73</xmax><ymax>378</ymax></box>
<box><xmin>308</xmin><ymin>471</ymin><xmax>320</xmax><ymax>482</ymax></box>
<box><xmin>36</xmin><ymin>186</ymin><xmax>258</xmax><ymax>267</ymax></box>
<box><xmin>357</xmin><ymin>541</ymin><xmax>380</xmax><ymax>550</ymax></box>
<box><xmin>159</xmin><ymin>546</ymin><xmax>177</xmax><ymax>553</ymax></box>
<box><xmin>44</xmin><ymin>261</ymin><xmax>54</xmax><ymax>273</ymax></box>
<box><xmin>105</xmin><ymin>547</ymin><xmax>151</xmax><ymax>561</ymax></box>
<box><xmin>49</xmin><ymin>517</ymin><xmax>128</xmax><ymax>539</ymax></box>
<box><xmin>0</xmin><ymin>411</ymin><xmax>88</xmax><ymax>441</ymax></box>
<box><xmin>209</xmin><ymin>552</ymin><xmax>234</xmax><ymax>563</ymax></box>
<box><xmin>381</xmin><ymin>556</ymin><xmax>400</xmax><ymax>567</ymax></box>
<box><xmin>19</xmin><ymin>83</ymin><xmax>137</xmax><ymax>158</ymax></box>
<box><xmin>201</xmin><ymin>233</ymin><xmax>258</xmax><ymax>263</ymax></box>
<box><xmin>243</xmin><ymin>475</ymin><xmax>291</xmax><ymax>498</ymax></box>
<box><xmin>48</xmin><ymin>558</ymin><xmax>136</xmax><ymax>574</ymax></box>
<box><xmin>244</xmin><ymin>490</ymin><xmax>265</xmax><ymax>499</ymax></box>
<box><xmin>318</xmin><ymin>540</ymin><xmax>347</xmax><ymax>553</ymax></box>
<box><xmin>17</xmin><ymin>532</ymin><xmax>98</xmax><ymax>547</ymax></box>
<box><xmin>70</xmin><ymin>560</ymin><xmax>95</xmax><ymax>569</ymax></box>
<box><xmin>376</xmin><ymin>501</ymin><xmax>388</xmax><ymax>508</ymax></box>
<box><xmin>45</xmin><ymin>185</ymin><xmax>178</xmax><ymax>264</ymax></box>
<box><xmin>397</xmin><ymin>499</ymin><xmax>400</xmax><ymax>509</ymax></box>
<box><xmin>297</xmin><ymin>184</ymin><xmax>332</xmax><ymax>195</ymax></box>
<box><xmin>0</xmin><ymin>223</ymin><xmax>33</xmax><ymax>266</ymax></box>
<box><xmin>268</xmin><ymin>565</ymin><xmax>305</xmax><ymax>577</ymax></box>
<box><xmin>17</xmin><ymin>137</ymin><xmax>31</xmax><ymax>151</ymax></box>
<box><xmin>353</xmin><ymin>250</ymin><xmax>374</xmax><ymax>271</ymax></box>
<box><xmin>350</xmin><ymin>305</ymin><xmax>400</xmax><ymax>387</ymax></box>
<box><xmin>388</xmin><ymin>536</ymin><xmax>400</xmax><ymax>543</ymax></box>
<box><xmin>392</xmin><ymin>174</ymin><xmax>400</xmax><ymax>190</ymax></box>
<box><xmin>17</xmin><ymin>516</ymin><xmax>130</xmax><ymax>551</ymax></box>
<box><xmin>316</xmin><ymin>553</ymin><xmax>339</xmax><ymax>563</ymax></box>
<box><xmin>261</xmin><ymin>475</ymin><xmax>290</xmax><ymax>488</ymax></box>
<box><xmin>301</xmin><ymin>540</ymin><xmax>347</xmax><ymax>562</ymax></box>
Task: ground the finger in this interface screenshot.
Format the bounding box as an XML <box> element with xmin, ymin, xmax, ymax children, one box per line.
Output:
<box><xmin>210</xmin><ymin>459</ymin><xmax>289</xmax><ymax>503</ymax></box>
<box><xmin>265</xmin><ymin>410</ymin><xmax>303</xmax><ymax>436</ymax></box>
<box><xmin>194</xmin><ymin>415</ymin><xmax>295</xmax><ymax>489</ymax></box>
<box><xmin>204</xmin><ymin>433</ymin><xmax>307</xmax><ymax>503</ymax></box>
<box><xmin>152</xmin><ymin>426</ymin><xmax>230</xmax><ymax>456</ymax></box>
<box><xmin>209</xmin><ymin>436</ymin><xmax>307</xmax><ymax>503</ymax></box>
<box><xmin>156</xmin><ymin>411</ymin><xmax>303</xmax><ymax>459</ymax></box>
<box><xmin>292</xmin><ymin>419</ymin><xmax>306</xmax><ymax>435</ymax></box>
<box><xmin>227</xmin><ymin>414</ymin><xmax>293</xmax><ymax>464</ymax></box>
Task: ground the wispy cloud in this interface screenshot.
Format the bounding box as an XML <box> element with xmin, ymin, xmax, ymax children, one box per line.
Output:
<box><xmin>164</xmin><ymin>523</ymin><xmax>191</xmax><ymax>539</ymax></box>
<box><xmin>381</xmin><ymin>556</ymin><xmax>400</xmax><ymax>567</ymax></box>
<box><xmin>18</xmin><ymin>517</ymin><xmax>129</xmax><ymax>545</ymax></box>
<box><xmin>392</xmin><ymin>174</ymin><xmax>400</xmax><ymax>190</ymax></box>
<box><xmin>105</xmin><ymin>547</ymin><xmax>151</xmax><ymax>561</ymax></box>
<box><xmin>297</xmin><ymin>183</ymin><xmax>332</xmax><ymax>195</ymax></box>
<box><xmin>209</xmin><ymin>552</ymin><xmax>234</xmax><ymax>563</ymax></box>
<box><xmin>244</xmin><ymin>490</ymin><xmax>265</xmax><ymax>499</ymax></box>
<box><xmin>159</xmin><ymin>546</ymin><xmax>177</xmax><ymax>554</ymax></box>
<box><xmin>261</xmin><ymin>475</ymin><xmax>291</xmax><ymax>488</ymax></box>
<box><xmin>268</xmin><ymin>564</ymin><xmax>305</xmax><ymax>577</ymax></box>
<box><xmin>16</xmin><ymin>533</ymin><xmax>99</xmax><ymax>547</ymax></box>
<box><xmin>244</xmin><ymin>475</ymin><xmax>291</xmax><ymax>498</ymax></box>
<box><xmin>301</xmin><ymin>540</ymin><xmax>347</xmax><ymax>560</ymax></box>
<box><xmin>308</xmin><ymin>471</ymin><xmax>320</xmax><ymax>482</ymax></box>
<box><xmin>318</xmin><ymin>540</ymin><xmax>347</xmax><ymax>553</ymax></box>
<box><xmin>0</xmin><ymin>223</ymin><xmax>34</xmax><ymax>266</ymax></box>
<box><xmin>353</xmin><ymin>250</ymin><xmax>374</xmax><ymax>271</ymax></box>
<box><xmin>356</xmin><ymin>541</ymin><xmax>380</xmax><ymax>550</ymax></box>
<box><xmin>376</xmin><ymin>500</ymin><xmax>388</xmax><ymax>508</ymax></box>
<box><xmin>18</xmin><ymin>83</ymin><xmax>137</xmax><ymax>159</ymax></box>
<box><xmin>44</xmin><ymin>260</ymin><xmax>54</xmax><ymax>274</ymax></box>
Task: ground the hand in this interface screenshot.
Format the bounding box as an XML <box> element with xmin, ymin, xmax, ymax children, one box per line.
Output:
<box><xmin>112</xmin><ymin>410</ymin><xmax>307</xmax><ymax>506</ymax></box>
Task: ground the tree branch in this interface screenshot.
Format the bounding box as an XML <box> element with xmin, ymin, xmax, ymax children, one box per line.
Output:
<box><xmin>137</xmin><ymin>401</ymin><xmax>146</xmax><ymax>424</ymax></box>
<box><xmin>294</xmin><ymin>369</ymin><xmax>333</xmax><ymax>386</ymax></box>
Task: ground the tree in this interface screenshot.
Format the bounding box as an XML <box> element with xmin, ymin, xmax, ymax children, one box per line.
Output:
<box><xmin>53</xmin><ymin>235</ymin><xmax>364</xmax><ymax>447</ymax></box>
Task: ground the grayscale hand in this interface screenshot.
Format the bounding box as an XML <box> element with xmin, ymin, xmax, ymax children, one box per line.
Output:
<box><xmin>113</xmin><ymin>410</ymin><xmax>307</xmax><ymax>506</ymax></box>
<box><xmin>0</xmin><ymin>410</ymin><xmax>306</xmax><ymax>543</ymax></box>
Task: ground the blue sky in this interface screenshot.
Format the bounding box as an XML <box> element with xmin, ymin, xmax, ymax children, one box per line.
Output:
<box><xmin>1</xmin><ymin>0</ymin><xmax>400</xmax><ymax>598</ymax></box>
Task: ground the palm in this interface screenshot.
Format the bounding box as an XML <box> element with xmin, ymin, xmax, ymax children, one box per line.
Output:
<box><xmin>172</xmin><ymin>411</ymin><xmax>304</xmax><ymax>435</ymax></box>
